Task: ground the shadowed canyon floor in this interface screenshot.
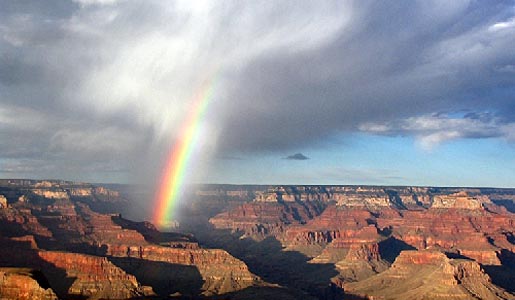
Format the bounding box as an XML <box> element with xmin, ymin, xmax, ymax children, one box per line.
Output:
<box><xmin>0</xmin><ymin>180</ymin><xmax>514</xmax><ymax>299</ymax></box>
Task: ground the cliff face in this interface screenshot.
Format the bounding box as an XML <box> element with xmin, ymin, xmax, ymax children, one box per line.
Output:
<box><xmin>108</xmin><ymin>246</ymin><xmax>260</xmax><ymax>295</ymax></box>
<box><xmin>0</xmin><ymin>206</ymin><xmax>53</xmax><ymax>238</ymax></box>
<box><xmin>0</xmin><ymin>235</ymin><xmax>149</xmax><ymax>299</ymax></box>
<box><xmin>345</xmin><ymin>250</ymin><xmax>514</xmax><ymax>300</ymax></box>
<box><xmin>212</xmin><ymin>187</ymin><xmax>514</xmax><ymax>267</ymax></box>
<box><xmin>431</xmin><ymin>191</ymin><xmax>488</xmax><ymax>209</ymax></box>
<box><xmin>283</xmin><ymin>207</ymin><xmax>378</xmax><ymax>246</ymax></box>
<box><xmin>254</xmin><ymin>186</ymin><xmax>331</xmax><ymax>203</ymax></box>
<box><xmin>333</xmin><ymin>242</ymin><xmax>390</xmax><ymax>282</ymax></box>
<box><xmin>38</xmin><ymin>251</ymin><xmax>145</xmax><ymax>299</ymax></box>
<box><xmin>376</xmin><ymin>208</ymin><xmax>513</xmax><ymax>265</ymax></box>
<box><xmin>32</xmin><ymin>189</ymin><xmax>69</xmax><ymax>200</ymax></box>
<box><xmin>204</xmin><ymin>185</ymin><xmax>515</xmax><ymax>299</ymax></box>
<box><xmin>67</xmin><ymin>205</ymin><xmax>260</xmax><ymax>295</ymax></box>
<box><xmin>2</xmin><ymin>181</ymin><xmax>515</xmax><ymax>300</ymax></box>
<box><xmin>210</xmin><ymin>200</ymin><xmax>325</xmax><ymax>238</ymax></box>
<box><xmin>251</xmin><ymin>186</ymin><xmax>434</xmax><ymax>209</ymax></box>
<box><xmin>0</xmin><ymin>182</ymin><xmax>265</xmax><ymax>299</ymax></box>
<box><xmin>0</xmin><ymin>268</ymin><xmax>57</xmax><ymax>300</ymax></box>
<box><xmin>0</xmin><ymin>195</ymin><xmax>7</xmax><ymax>208</ymax></box>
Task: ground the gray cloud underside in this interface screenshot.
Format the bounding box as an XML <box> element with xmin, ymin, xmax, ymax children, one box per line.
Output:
<box><xmin>360</xmin><ymin>111</ymin><xmax>515</xmax><ymax>149</ymax></box>
<box><xmin>1</xmin><ymin>0</ymin><xmax>515</xmax><ymax>180</ymax></box>
<box><xmin>285</xmin><ymin>153</ymin><xmax>310</xmax><ymax>160</ymax></box>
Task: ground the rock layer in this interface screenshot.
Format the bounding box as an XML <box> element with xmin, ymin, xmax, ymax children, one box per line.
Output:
<box><xmin>345</xmin><ymin>250</ymin><xmax>514</xmax><ymax>300</ymax></box>
<box><xmin>0</xmin><ymin>268</ymin><xmax>57</xmax><ymax>300</ymax></box>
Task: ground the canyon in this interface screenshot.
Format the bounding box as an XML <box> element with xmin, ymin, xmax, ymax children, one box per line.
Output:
<box><xmin>0</xmin><ymin>180</ymin><xmax>514</xmax><ymax>299</ymax></box>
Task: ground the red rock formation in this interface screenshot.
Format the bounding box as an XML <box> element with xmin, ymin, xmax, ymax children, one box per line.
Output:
<box><xmin>208</xmin><ymin>186</ymin><xmax>515</xmax><ymax>297</ymax></box>
<box><xmin>68</xmin><ymin>204</ymin><xmax>260</xmax><ymax>296</ymax></box>
<box><xmin>0</xmin><ymin>268</ymin><xmax>57</xmax><ymax>300</ymax></box>
<box><xmin>333</xmin><ymin>242</ymin><xmax>389</xmax><ymax>282</ymax></box>
<box><xmin>345</xmin><ymin>250</ymin><xmax>513</xmax><ymax>300</ymax></box>
<box><xmin>46</xmin><ymin>201</ymin><xmax>259</xmax><ymax>296</ymax></box>
<box><xmin>38</xmin><ymin>251</ymin><xmax>146</xmax><ymax>299</ymax></box>
<box><xmin>254</xmin><ymin>186</ymin><xmax>331</xmax><ymax>203</ymax></box>
<box><xmin>376</xmin><ymin>208</ymin><xmax>514</xmax><ymax>266</ymax></box>
<box><xmin>1</xmin><ymin>189</ymin><xmax>263</xmax><ymax>298</ymax></box>
<box><xmin>77</xmin><ymin>203</ymin><xmax>148</xmax><ymax>247</ymax></box>
<box><xmin>2</xmin><ymin>182</ymin><xmax>515</xmax><ymax>299</ymax></box>
<box><xmin>0</xmin><ymin>207</ymin><xmax>53</xmax><ymax>238</ymax></box>
<box><xmin>31</xmin><ymin>189</ymin><xmax>69</xmax><ymax>200</ymax></box>
<box><xmin>431</xmin><ymin>191</ymin><xmax>488</xmax><ymax>209</ymax></box>
<box><xmin>334</xmin><ymin>193</ymin><xmax>390</xmax><ymax>207</ymax></box>
<box><xmin>107</xmin><ymin>245</ymin><xmax>260</xmax><ymax>295</ymax></box>
<box><xmin>0</xmin><ymin>195</ymin><xmax>7</xmax><ymax>208</ymax></box>
<box><xmin>0</xmin><ymin>235</ymin><xmax>150</xmax><ymax>299</ymax></box>
<box><xmin>392</xmin><ymin>250</ymin><xmax>449</xmax><ymax>265</ymax></box>
<box><xmin>210</xmin><ymin>200</ymin><xmax>324</xmax><ymax>238</ymax></box>
<box><xmin>459</xmin><ymin>250</ymin><xmax>501</xmax><ymax>265</ymax></box>
<box><xmin>283</xmin><ymin>206</ymin><xmax>378</xmax><ymax>246</ymax></box>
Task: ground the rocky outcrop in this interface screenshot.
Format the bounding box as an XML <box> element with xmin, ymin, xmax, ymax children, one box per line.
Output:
<box><xmin>107</xmin><ymin>245</ymin><xmax>260</xmax><ymax>295</ymax></box>
<box><xmin>283</xmin><ymin>207</ymin><xmax>378</xmax><ymax>246</ymax></box>
<box><xmin>376</xmin><ymin>208</ymin><xmax>514</xmax><ymax>266</ymax></box>
<box><xmin>34</xmin><ymin>181</ymin><xmax>55</xmax><ymax>188</ymax></box>
<box><xmin>334</xmin><ymin>242</ymin><xmax>389</xmax><ymax>282</ymax></box>
<box><xmin>72</xmin><ymin>207</ymin><xmax>260</xmax><ymax>295</ymax></box>
<box><xmin>0</xmin><ymin>184</ymin><xmax>263</xmax><ymax>298</ymax></box>
<box><xmin>299</xmin><ymin>225</ymin><xmax>390</xmax><ymax>282</ymax></box>
<box><xmin>69</xmin><ymin>188</ymin><xmax>93</xmax><ymax>197</ymax></box>
<box><xmin>0</xmin><ymin>235</ymin><xmax>149</xmax><ymax>300</ymax></box>
<box><xmin>2</xmin><ymin>181</ymin><xmax>515</xmax><ymax>300</ymax></box>
<box><xmin>0</xmin><ymin>236</ymin><xmax>149</xmax><ymax>299</ymax></box>
<box><xmin>74</xmin><ymin>203</ymin><xmax>261</xmax><ymax>295</ymax></box>
<box><xmin>210</xmin><ymin>200</ymin><xmax>325</xmax><ymax>238</ymax></box>
<box><xmin>92</xmin><ymin>186</ymin><xmax>120</xmax><ymax>197</ymax></box>
<box><xmin>254</xmin><ymin>186</ymin><xmax>331</xmax><ymax>203</ymax></box>
<box><xmin>204</xmin><ymin>185</ymin><xmax>515</xmax><ymax>299</ymax></box>
<box><xmin>0</xmin><ymin>207</ymin><xmax>53</xmax><ymax>238</ymax></box>
<box><xmin>38</xmin><ymin>251</ymin><xmax>146</xmax><ymax>299</ymax></box>
<box><xmin>334</xmin><ymin>190</ymin><xmax>390</xmax><ymax>208</ymax></box>
<box><xmin>76</xmin><ymin>203</ymin><xmax>148</xmax><ymax>248</ymax></box>
<box><xmin>252</xmin><ymin>186</ymin><xmax>435</xmax><ymax>209</ymax></box>
<box><xmin>345</xmin><ymin>250</ymin><xmax>514</xmax><ymax>300</ymax></box>
<box><xmin>31</xmin><ymin>189</ymin><xmax>69</xmax><ymax>200</ymax></box>
<box><xmin>0</xmin><ymin>195</ymin><xmax>7</xmax><ymax>208</ymax></box>
<box><xmin>111</xmin><ymin>215</ymin><xmax>200</xmax><ymax>248</ymax></box>
<box><xmin>459</xmin><ymin>250</ymin><xmax>502</xmax><ymax>266</ymax></box>
<box><xmin>431</xmin><ymin>191</ymin><xmax>488</xmax><ymax>209</ymax></box>
<box><xmin>0</xmin><ymin>268</ymin><xmax>58</xmax><ymax>300</ymax></box>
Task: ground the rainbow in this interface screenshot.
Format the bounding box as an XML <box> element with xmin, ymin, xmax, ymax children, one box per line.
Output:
<box><xmin>153</xmin><ymin>78</ymin><xmax>217</xmax><ymax>228</ymax></box>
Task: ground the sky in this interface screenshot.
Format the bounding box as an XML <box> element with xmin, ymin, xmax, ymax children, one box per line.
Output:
<box><xmin>1</xmin><ymin>0</ymin><xmax>515</xmax><ymax>187</ymax></box>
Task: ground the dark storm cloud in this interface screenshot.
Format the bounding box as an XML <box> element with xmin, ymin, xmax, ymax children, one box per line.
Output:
<box><xmin>221</xmin><ymin>0</ymin><xmax>515</xmax><ymax>152</ymax></box>
<box><xmin>0</xmin><ymin>0</ymin><xmax>514</xmax><ymax>181</ymax></box>
<box><xmin>284</xmin><ymin>153</ymin><xmax>310</xmax><ymax>160</ymax></box>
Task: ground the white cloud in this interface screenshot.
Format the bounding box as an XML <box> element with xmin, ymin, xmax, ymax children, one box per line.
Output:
<box><xmin>66</xmin><ymin>1</ymin><xmax>350</xmax><ymax>140</ymax></box>
<box><xmin>72</xmin><ymin>0</ymin><xmax>121</xmax><ymax>7</ymax></box>
<box><xmin>360</xmin><ymin>112</ymin><xmax>515</xmax><ymax>150</ymax></box>
<box><xmin>489</xmin><ymin>17</ymin><xmax>515</xmax><ymax>32</ymax></box>
<box><xmin>1</xmin><ymin>1</ymin><xmax>515</xmax><ymax>182</ymax></box>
